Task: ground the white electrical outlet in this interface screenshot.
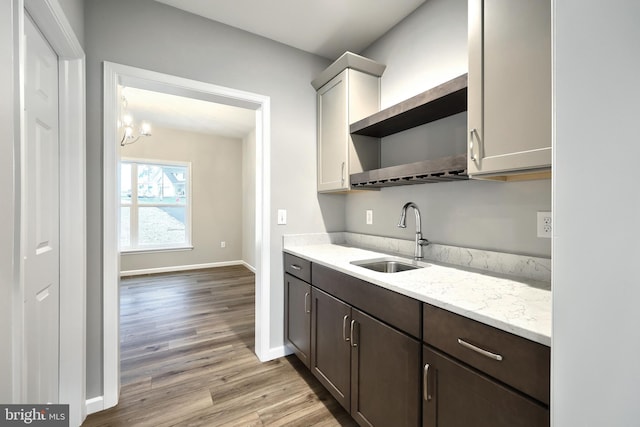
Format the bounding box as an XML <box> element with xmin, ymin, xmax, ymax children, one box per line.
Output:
<box><xmin>277</xmin><ymin>209</ymin><xmax>287</xmax><ymax>225</ymax></box>
<box><xmin>220</xmin><ymin>241</ymin><xmax>226</xmax><ymax>248</ymax></box>
<box><xmin>366</xmin><ymin>210</ymin><xmax>373</xmax><ymax>225</ymax></box>
<box><xmin>537</xmin><ymin>211</ymin><xmax>552</xmax><ymax>238</ymax></box>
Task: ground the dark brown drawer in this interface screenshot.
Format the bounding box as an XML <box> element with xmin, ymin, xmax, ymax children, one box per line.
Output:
<box><xmin>312</xmin><ymin>263</ymin><xmax>421</xmax><ymax>338</ymax></box>
<box><xmin>284</xmin><ymin>252</ymin><xmax>311</xmax><ymax>283</ymax></box>
<box><xmin>423</xmin><ymin>303</ymin><xmax>550</xmax><ymax>405</ymax></box>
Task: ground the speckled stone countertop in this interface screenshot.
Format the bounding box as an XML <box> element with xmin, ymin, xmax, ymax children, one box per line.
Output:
<box><xmin>284</xmin><ymin>241</ymin><xmax>551</xmax><ymax>347</ymax></box>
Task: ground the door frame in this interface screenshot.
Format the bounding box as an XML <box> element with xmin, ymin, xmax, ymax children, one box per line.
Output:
<box><xmin>102</xmin><ymin>62</ymin><xmax>272</xmax><ymax>410</ymax></box>
<box><xmin>2</xmin><ymin>0</ymin><xmax>86</xmax><ymax>425</ymax></box>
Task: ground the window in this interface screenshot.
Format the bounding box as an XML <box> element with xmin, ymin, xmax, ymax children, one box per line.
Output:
<box><xmin>120</xmin><ymin>159</ymin><xmax>191</xmax><ymax>251</ymax></box>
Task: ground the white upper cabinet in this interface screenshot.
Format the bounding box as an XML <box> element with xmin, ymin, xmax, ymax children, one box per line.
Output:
<box><xmin>313</xmin><ymin>53</ymin><xmax>384</xmax><ymax>193</ymax></box>
<box><xmin>468</xmin><ymin>0</ymin><xmax>551</xmax><ymax>179</ymax></box>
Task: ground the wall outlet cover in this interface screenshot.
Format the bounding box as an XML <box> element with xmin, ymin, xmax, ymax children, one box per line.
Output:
<box><xmin>366</xmin><ymin>210</ymin><xmax>373</xmax><ymax>225</ymax></box>
<box><xmin>537</xmin><ymin>211</ymin><xmax>552</xmax><ymax>238</ymax></box>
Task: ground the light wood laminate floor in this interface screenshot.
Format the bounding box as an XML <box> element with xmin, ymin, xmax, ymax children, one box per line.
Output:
<box><xmin>82</xmin><ymin>266</ymin><xmax>356</xmax><ymax>427</ymax></box>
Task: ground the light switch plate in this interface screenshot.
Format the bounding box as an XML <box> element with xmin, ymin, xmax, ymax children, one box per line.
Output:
<box><xmin>277</xmin><ymin>209</ymin><xmax>287</xmax><ymax>225</ymax></box>
<box><xmin>366</xmin><ymin>210</ymin><xmax>373</xmax><ymax>225</ymax></box>
<box><xmin>537</xmin><ymin>211</ymin><xmax>551</xmax><ymax>238</ymax></box>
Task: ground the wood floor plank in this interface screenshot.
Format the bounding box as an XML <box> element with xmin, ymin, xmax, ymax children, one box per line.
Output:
<box><xmin>82</xmin><ymin>266</ymin><xmax>356</xmax><ymax>427</ymax></box>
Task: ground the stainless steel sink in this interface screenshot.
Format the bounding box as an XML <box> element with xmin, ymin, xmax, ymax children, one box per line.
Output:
<box><xmin>351</xmin><ymin>258</ymin><xmax>424</xmax><ymax>273</ymax></box>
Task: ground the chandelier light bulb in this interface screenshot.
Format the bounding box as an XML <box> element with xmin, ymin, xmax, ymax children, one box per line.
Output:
<box><xmin>140</xmin><ymin>121</ymin><xmax>152</xmax><ymax>136</ymax></box>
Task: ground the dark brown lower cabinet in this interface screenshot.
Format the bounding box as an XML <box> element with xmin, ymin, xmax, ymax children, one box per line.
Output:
<box><xmin>311</xmin><ymin>287</ymin><xmax>421</xmax><ymax>427</ymax></box>
<box><xmin>284</xmin><ymin>273</ymin><xmax>311</xmax><ymax>367</ymax></box>
<box><xmin>310</xmin><ymin>287</ymin><xmax>352</xmax><ymax>409</ymax></box>
<box><xmin>351</xmin><ymin>309</ymin><xmax>421</xmax><ymax>427</ymax></box>
<box><xmin>422</xmin><ymin>345</ymin><xmax>549</xmax><ymax>427</ymax></box>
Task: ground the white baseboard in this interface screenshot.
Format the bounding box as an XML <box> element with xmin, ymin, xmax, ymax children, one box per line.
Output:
<box><xmin>86</xmin><ymin>396</ymin><xmax>104</xmax><ymax>415</ymax></box>
<box><xmin>242</xmin><ymin>261</ymin><xmax>256</xmax><ymax>273</ymax></box>
<box><xmin>120</xmin><ymin>260</ymin><xmax>252</xmax><ymax>277</ymax></box>
<box><xmin>257</xmin><ymin>345</ymin><xmax>289</xmax><ymax>362</ymax></box>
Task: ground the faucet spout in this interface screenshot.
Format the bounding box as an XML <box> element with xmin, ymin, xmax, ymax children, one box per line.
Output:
<box><xmin>397</xmin><ymin>202</ymin><xmax>429</xmax><ymax>260</ymax></box>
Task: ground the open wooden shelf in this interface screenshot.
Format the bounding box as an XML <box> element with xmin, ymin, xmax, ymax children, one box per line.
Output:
<box><xmin>350</xmin><ymin>154</ymin><xmax>468</xmax><ymax>189</ymax></box>
<box><xmin>350</xmin><ymin>74</ymin><xmax>468</xmax><ymax>138</ymax></box>
<box><xmin>348</xmin><ymin>74</ymin><xmax>469</xmax><ymax>189</ymax></box>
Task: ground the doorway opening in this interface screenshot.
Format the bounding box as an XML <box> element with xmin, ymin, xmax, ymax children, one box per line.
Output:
<box><xmin>102</xmin><ymin>63</ymin><xmax>272</xmax><ymax>410</ymax></box>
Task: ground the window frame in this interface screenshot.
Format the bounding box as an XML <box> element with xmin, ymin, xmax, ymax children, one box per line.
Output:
<box><xmin>119</xmin><ymin>157</ymin><xmax>193</xmax><ymax>253</ymax></box>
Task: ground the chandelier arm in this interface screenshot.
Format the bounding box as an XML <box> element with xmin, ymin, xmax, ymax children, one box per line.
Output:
<box><xmin>120</xmin><ymin>135</ymin><xmax>141</xmax><ymax>147</ymax></box>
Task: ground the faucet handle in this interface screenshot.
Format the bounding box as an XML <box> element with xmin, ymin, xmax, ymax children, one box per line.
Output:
<box><xmin>418</xmin><ymin>238</ymin><xmax>430</xmax><ymax>247</ymax></box>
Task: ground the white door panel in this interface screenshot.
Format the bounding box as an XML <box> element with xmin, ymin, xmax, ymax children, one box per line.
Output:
<box><xmin>24</xmin><ymin>13</ymin><xmax>60</xmax><ymax>404</ymax></box>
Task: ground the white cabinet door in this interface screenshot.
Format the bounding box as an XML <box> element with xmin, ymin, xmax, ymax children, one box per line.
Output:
<box><xmin>468</xmin><ymin>0</ymin><xmax>551</xmax><ymax>177</ymax></box>
<box><xmin>316</xmin><ymin>69</ymin><xmax>380</xmax><ymax>193</ymax></box>
<box><xmin>317</xmin><ymin>70</ymin><xmax>350</xmax><ymax>192</ymax></box>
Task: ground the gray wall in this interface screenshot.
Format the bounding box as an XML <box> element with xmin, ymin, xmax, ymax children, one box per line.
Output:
<box><xmin>553</xmin><ymin>1</ymin><xmax>640</xmax><ymax>424</ymax></box>
<box><xmin>350</xmin><ymin>0</ymin><xmax>552</xmax><ymax>258</ymax></box>
<box><xmin>57</xmin><ymin>0</ymin><xmax>84</xmax><ymax>47</ymax></box>
<box><xmin>85</xmin><ymin>0</ymin><xmax>343</xmax><ymax>399</ymax></box>
<box><xmin>119</xmin><ymin>126</ymin><xmax>243</xmax><ymax>272</ymax></box>
<box><xmin>242</xmin><ymin>129</ymin><xmax>256</xmax><ymax>268</ymax></box>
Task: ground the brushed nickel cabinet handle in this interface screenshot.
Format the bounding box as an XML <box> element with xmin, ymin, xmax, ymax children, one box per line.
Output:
<box><xmin>350</xmin><ymin>320</ymin><xmax>358</xmax><ymax>348</ymax></box>
<box><xmin>304</xmin><ymin>292</ymin><xmax>310</xmax><ymax>314</ymax></box>
<box><xmin>457</xmin><ymin>338</ymin><xmax>503</xmax><ymax>361</ymax></box>
<box><xmin>341</xmin><ymin>161</ymin><xmax>346</xmax><ymax>186</ymax></box>
<box><xmin>469</xmin><ymin>128</ymin><xmax>478</xmax><ymax>163</ymax></box>
<box><xmin>290</xmin><ymin>264</ymin><xmax>301</xmax><ymax>271</ymax></box>
<box><xmin>423</xmin><ymin>363</ymin><xmax>432</xmax><ymax>401</ymax></box>
<box><xmin>342</xmin><ymin>315</ymin><xmax>350</xmax><ymax>342</ymax></box>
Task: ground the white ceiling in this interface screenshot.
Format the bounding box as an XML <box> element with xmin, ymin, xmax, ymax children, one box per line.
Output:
<box><xmin>130</xmin><ymin>1</ymin><xmax>426</xmax><ymax>139</ymax></box>
<box><xmin>154</xmin><ymin>0</ymin><xmax>426</xmax><ymax>60</ymax></box>
<box><xmin>123</xmin><ymin>87</ymin><xmax>256</xmax><ymax>139</ymax></box>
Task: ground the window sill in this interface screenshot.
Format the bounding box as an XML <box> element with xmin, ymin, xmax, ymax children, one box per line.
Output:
<box><xmin>121</xmin><ymin>246</ymin><xmax>194</xmax><ymax>255</ymax></box>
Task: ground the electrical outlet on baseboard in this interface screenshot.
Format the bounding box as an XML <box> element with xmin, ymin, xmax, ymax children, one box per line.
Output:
<box><xmin>537</xmin><ymin>211</ymin><xmax>552</xmax><ymax>238</ymax></box>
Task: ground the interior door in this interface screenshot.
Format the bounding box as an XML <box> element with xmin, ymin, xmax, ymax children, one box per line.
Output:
<box><xmin>23</xmin><ymin>13</ymin><xmax>60</xmax><ymax>404</ymax></box>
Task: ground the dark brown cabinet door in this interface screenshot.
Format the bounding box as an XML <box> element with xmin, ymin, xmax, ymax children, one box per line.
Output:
<box><xmin>284</xmin><ymin>273</ymin><xmax>311</xmax><ymax>367</ymax></box>
<box><xmin>311</xmin><ymin>287</ymin><xmax>352</xmax><ymax>411</ymax></box>
<box><xmin>422</xmin><ymin>345</ymin><xmax>549</xmax><ymax>427</ymax></box>
<box><xmin>351</xmin><ymin>309</ymin><xmax>421</xmax><ymax>427</ymax></box>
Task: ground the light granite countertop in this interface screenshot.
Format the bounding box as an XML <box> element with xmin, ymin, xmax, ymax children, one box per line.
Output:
<box><xmin>284</xmin><ymin>242</ymin><xmax>551</xmax><ymax>347</ymax></box>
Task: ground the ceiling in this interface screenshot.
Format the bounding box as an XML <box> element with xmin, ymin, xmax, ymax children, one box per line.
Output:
<box><xmin>123</xmin><ymin>87</ymin><xmax>256</xmax><ymax>139</ymax></box>
<box><xmin>130</xmin><ymin>1</ymin><xmax>427</xmax><ymax>139</ymax></box>
<box><xmin>154</xmin><ymin>0</ymin><xmax>426</xmax><ymax>60</ymax></box>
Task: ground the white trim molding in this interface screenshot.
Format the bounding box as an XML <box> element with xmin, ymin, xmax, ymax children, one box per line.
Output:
<box><xmin>102</xmin><ymin>62</ymin><xmax>272</xmax><ymax>410</ymax></box>
<box><xmin>85</xmin><ymin>396</ymin><xmax>104</xmax><ymax>415</ymax></box>
<box><xmin>120</xmin><ymin>260</ymin><xmax>249</xmax><ymax>277</ymax></box>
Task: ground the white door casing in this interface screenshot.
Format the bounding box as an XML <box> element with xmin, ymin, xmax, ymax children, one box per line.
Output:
<box><xmin>23</xmin><ymin>13</ymin><xmax>60</xmax><ymax>404</ymax></box>
<box><xmin>102</xmin><ymin>62</ymin><xmax>272</xmax><ymax>411</ymax></box>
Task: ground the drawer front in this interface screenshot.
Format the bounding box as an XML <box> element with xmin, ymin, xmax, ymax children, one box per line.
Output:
<box><xmin>423</xmin><ymin>304</ymin><xmax>550</xmax><ymax>405</ymax></box>
<box><xmin>312</xmin><ymin>263</ymin><xmax>421</xmax><ymax>338</ymax></box>
<box><xmin>284</xmin><ymin>252</ymin><xmax>311</xmax><ymax>282</ymax></box>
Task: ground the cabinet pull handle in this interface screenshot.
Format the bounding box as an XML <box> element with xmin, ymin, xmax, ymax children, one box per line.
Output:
<box><xmin>469</xmin><ymin>128</ymin><xmax>478</xmax><ymax>163</ymax></box>
<box><xmin>304</xmin><ymin>292</ymin><xmax>310</xmax><ymax>314</ymax></box>
<box><xmin>341</xmin><ymin>161</ymin><xmax>346</xmax><ymax>186</ymax></box>
<box><xmin>290</xmin><ymin>264</ymin><xmax>302</xmax><ymax>271</ymax></box>
<box><xmin>342</xmin><ymin>315</ymin><xmax>350</xmax><ymax>342</ymax></box>
<box><xmin>350</xmin><ymin>320</ymin><xmax>358</xmax><ymax>348</ymax></box>
<box><xmin>457</xmin><ymin>338</ymin><xmax>503</xmax><ymax>361</ymax></box>
<box><xmin>423</xmin><ymin>363</ymin><xmax>432</xmax><ymax>401</ymax></box>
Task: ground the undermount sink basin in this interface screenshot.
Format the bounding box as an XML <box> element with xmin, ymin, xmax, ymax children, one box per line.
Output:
<box><xmin>351</xmin><ymin>258</ymin><xmax>424</xmax><ymax>273</ymax></box>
